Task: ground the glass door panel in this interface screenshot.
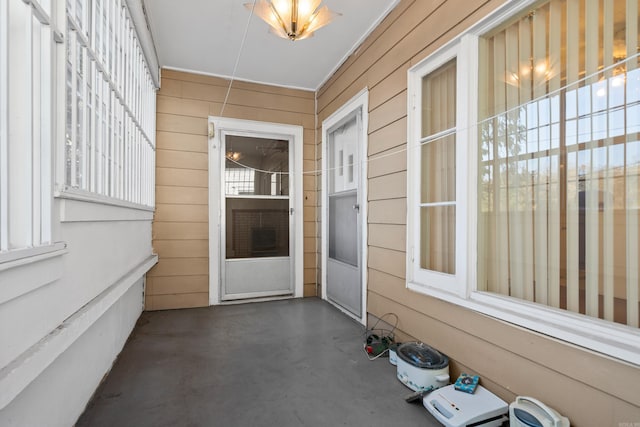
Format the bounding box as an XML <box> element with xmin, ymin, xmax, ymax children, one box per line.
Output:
<box><xmin>225</xmin><ymin>198</ymin><xmax>289</xmax><ymax>259</ymax></box>
<box><xmin>329</xmin><ymin>192</ymin><xmax>357</xmax><ymax>266</ymax></box>
<box><xmin>225</xmin><ymin>135</ymin><xmax>288</xmax><ymax>196</ymax></box>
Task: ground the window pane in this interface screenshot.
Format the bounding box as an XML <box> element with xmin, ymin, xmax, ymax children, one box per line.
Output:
<box><xmin>420</xmin><ymin>58</ymin><xmax>457</xmax><ymax>278</ymax></box>
<box><xmin>225</xmin><ymin>136</ymin><xmax>289</xmax><ymax>196</ymax></box>
<box><xmin>225</xmin><ymin>198</ymin><xmax>289</xmax><ymax>259</ymax></box>
<box><xmin>420</xmin><ymin>206</ymin><xmax>455</xmax><ymax>274</ymax></box>
<box><xmin>329</xmin><ymin>192</ymin><xmax>358</xmax><ymax>266</ymax></box>
<box><xmin>478</xmin><ymin>0</ymin><xmax>640</xmax><ymax>328</ymax></box>
<box><xmin>421</xmin><ymin>133</ymin><xmax>455</xmax><ymax>203</ymax></box>
<box><xmin>422</xmin><ymin>60</ymin><xmax>456</xmax><ymax>138</ymax></box>
<box><xmin>328</xmin><ymin>115</ymin><xmax>358</xmax><ymax>193</ymax></box>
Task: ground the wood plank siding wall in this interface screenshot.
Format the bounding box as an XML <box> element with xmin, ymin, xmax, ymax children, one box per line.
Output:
<box><xmin>316</xmin><ymin>0</ymin><xmax>640</xmax><ymax>425</ymax></box>
<box><xmin>147</xmin><ymin>69</ymin><xmax>317</xmax><ymax>310</ymax></box>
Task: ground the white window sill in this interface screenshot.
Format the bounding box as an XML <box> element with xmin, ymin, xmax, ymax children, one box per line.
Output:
<box><xmin>0</xmin><ymin>242</ymin><xmax>67</xmax><ymax>304</ymax></box>
<box><xmin>56</xmin><ymin>189</ymin><xmax>154</xmax><ymax>222</ymax></box>
<box><xmin>407</xmin><ymin>281</ymin><xmax>640</xmax><ymax>366</ymax></box>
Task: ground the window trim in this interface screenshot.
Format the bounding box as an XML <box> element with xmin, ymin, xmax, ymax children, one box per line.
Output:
<box><xmin>406</xmin><ymin>0</ymin><xmax>640</xmax><ymax>366</ymax></box>
<box><xmin>407</xmin><ymin>41</ymin><xmax>472</xmax><ymax>298</ymax></box>
<box><xmin>0</xmin><ymin>241</ymin><xmax>66</xmax><ymax>269</ymax></box>
<box><xmin>1</xmin><ymin>0</ymin><xmax>59</xmax><ymax>257</ymax></box>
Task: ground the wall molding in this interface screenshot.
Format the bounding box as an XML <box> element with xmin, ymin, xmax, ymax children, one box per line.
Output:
<box><xmin>58</xmin><ymin>193</ymin><xmax>154</xmax><ymax>222</ymax></box>
<box><xmin>0</xmin><ymin>254</ymin><xmax>158</xmax><ymax>410</ymax></box>
<box><xmin>0</xmin><ymin>243</ymin><xmax>67</xmax><ymax>305</ymax></box>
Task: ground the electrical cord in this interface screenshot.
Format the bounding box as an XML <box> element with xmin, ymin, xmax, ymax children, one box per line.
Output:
<box><xmin>219</xmin><ymin>0</ymin><xmax>256</xmax><ymax>117</ymax></box>
<box><xmin>363</xmin><ymin>346</ymin><xmax>390</xmax><ymax>361</ymax></box>
<box><xmin>362</xmin><ymin>312</ymin><xmax>398</xmax><ymax>361</ymax></box>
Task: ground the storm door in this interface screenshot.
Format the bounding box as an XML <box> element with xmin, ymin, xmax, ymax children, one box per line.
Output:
<box><xmin>221</xmin><ymin>134</ymin><xmax>293</xmax><ymax>300</ymax></box>
<box><xmin>325</xmin><ymin>112</ymin><xmax>363</xmax><ymax>318</ymax></box>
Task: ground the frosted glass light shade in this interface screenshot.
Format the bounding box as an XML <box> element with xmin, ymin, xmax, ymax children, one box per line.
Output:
<box><xmin>245</xmin><ymin>0</ymin><xmax>339</xmax><ymax>41</ymax></box>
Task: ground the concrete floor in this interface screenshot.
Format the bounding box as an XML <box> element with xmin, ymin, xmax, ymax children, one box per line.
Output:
<box><xmin>77</xmin><ymin>298</ymin><xmax>442</xmax><ymax>427</ymax></box>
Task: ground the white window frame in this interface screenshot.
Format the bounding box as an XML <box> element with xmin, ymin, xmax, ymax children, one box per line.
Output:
<box><xmin>406</xmin><ymin>0</ymin><xmax>640</xmax><ymax>366</ymax></box>
<box><xmin>407</xmin><ymin>40</ymin><xmax>473</xmax><ymax>298</ymax></box>
<box><xmin>0</xmin><ymin>0</ymin><xmax>67</xmax><ymax>312</ymax></box>
<box><xmin>0</xmin><ymin>0</ymin><xmax>64</xmax><ymax>265</ymax></box>
<box><xmin>58</xmin><ymin>0</ymin><xmax>156</xmax><ymax>214</ymax></box>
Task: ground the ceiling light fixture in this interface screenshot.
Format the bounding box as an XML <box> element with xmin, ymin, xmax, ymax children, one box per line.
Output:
<box><xmin>245</xmin><ymin>0</ymin><xmax>340</xmax><ymax>41</ymax></box>
<box><xmin>226</xmin><ymin>151</ymin><xmax>242</xmax><ymax>161</ymax></box>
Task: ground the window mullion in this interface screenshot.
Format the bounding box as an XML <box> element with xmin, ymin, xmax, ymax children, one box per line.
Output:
<box><xmin>458</xmin><ymin>34</ymin><xmax>477</xmax><ymax>299</ymax></box>
<box><xmin>126</xmin><ymin>117</ymin><xmax>131</xmax><ymax>202</ymax></box>
<box><xmin>420</xmin><ymin>201</ymin><xmax>456</xmax><ymax>207</ymax></box>
<box><xmin>39</xmin><ymin>15</ymin><xmax>52</xmax><ymax>245</ymax></box>
<box><xmin>625</xmin><ymin>0</ymin><xmax>639</xmax><ymax>329</ymax></box>
<box><xmin>0</xmin><ymin>0</ymin><xmax>8</xmax><ymax>251</ymax></box>
<box><xmin>530</xmin><ymin>8</ymin><xmax>547</xmax><ymax>305</ymax></box>
<box><xmin>69</xmin><ymin>27</ymin><xmax>77</xmax><ymax>188</ymax></box>
<box><xmin>9</xmin><ymin>2</ymin><xmax>36</xmax><ymax>249</ymax></box>
<box><xmin>135</xmin><ymin>127</ymin><xmax>140</xmax><ymax>204</ymax></box>
<box><xmin>583</xmin><ymin>0</ymin><xmax>600</xmax><ymax>320</ymax></box>
<box><xmin>31</xmin><ymin>15</ymin><xmax>43</xmax><ymax>247</ymax></box>
<box><xmin>81</xmin><ymin>35</ymin><xmax>90</xmax><ymax>191</ymax></box>
<box><xmin>419</xmin><ymin>127</ymin><xmax>456</xmax><ymax>145</ymax></box>
<box><xmin>117</xmin><ymin>103</ymin><xmax>123</xmax><ymax>200</ymax></box>
<box><xmin>547</xmin><ymin>0</ymin><xmax>562</xmax><ymax>309</ymax></box>
<box><xmin>99</xmin><ymin>76</ymin><xmax>105</xmax><ymax>196</ymax></box>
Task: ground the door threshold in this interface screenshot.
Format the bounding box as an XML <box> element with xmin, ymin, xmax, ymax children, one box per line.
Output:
<box><xmin>217</xmin><ymin>294</ymin><xmax>296</xmax><ymax>306</ymax></box>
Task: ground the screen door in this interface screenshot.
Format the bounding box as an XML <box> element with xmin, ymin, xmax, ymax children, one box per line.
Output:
<box><xmin>221</xmin><ymin>134</ymin><xmax>293</xmax><ymax>301</ymax></box>
<box><xmin>326</xmin><ymin>113</ymin><xmax>362</xmax><ymax>318</ymax></box>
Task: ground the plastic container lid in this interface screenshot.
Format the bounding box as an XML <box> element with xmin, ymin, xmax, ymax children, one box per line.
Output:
<box><xmin>397</xmin><ymin>342</ymin><xmax>449</xmax><ymax>370</ymax></box>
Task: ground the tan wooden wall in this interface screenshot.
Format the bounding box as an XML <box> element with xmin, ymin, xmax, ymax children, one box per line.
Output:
<box><xmin>316</xmin><ymin>0</ymin><xmax>640</xmax><ymax>425</ymax></box>
<box><xmin>146</xmin><ymin>69</ymin><xmax>317</xmax><ymax>310</ymax></box>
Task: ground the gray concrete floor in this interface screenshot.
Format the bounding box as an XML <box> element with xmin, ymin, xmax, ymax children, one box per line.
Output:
<box><xmin>77</xmin><ymin>298</ymin><xmax>441</xmax><ymax>427</ymax></box>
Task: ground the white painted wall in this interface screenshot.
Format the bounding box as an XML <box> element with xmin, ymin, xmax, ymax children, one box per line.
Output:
<box><xmin>0</xmin><ymin>198</ymin><xmax>157</xmax><ymax>426</ymax></box>
<box><xmin>0</xmin><ymin>278</ymin><xmax>144</xmax><ymax>426</ymax></box>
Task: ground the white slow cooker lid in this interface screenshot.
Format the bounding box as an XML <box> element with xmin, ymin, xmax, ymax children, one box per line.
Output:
<box><xmin>397</xmin><ymin>342</ymin><xmax>449</xmax><ymax>370</ymax></box>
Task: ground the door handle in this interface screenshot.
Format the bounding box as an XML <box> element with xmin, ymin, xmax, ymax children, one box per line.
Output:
<box><xmin>353</xmin><ymin>204</ymin><xmax>360</xmax><ymax>212</ymax></box>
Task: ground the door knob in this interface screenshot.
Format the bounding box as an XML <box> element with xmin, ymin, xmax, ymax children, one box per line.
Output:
<box><xmin>353</xmin><ymin>204</ymin><xmax>360</xmax><ymax>212</ymax></box>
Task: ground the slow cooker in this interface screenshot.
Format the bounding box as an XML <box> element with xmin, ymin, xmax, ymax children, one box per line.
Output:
<box><xmin>396</xmin><ymin>342</ymin><xmax>450</xmax><ymax>391</ymax></box>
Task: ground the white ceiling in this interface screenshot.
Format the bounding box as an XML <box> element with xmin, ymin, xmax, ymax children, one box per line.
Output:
<box><xmin>143</xmin><ymin>0</ymin><xmax>399</xmax><ymax>91</ymax></box>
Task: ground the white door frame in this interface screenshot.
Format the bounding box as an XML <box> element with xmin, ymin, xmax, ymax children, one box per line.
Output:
<box><xmin>321</xmin><ymin>89</ymin><xmax>369</xmax><ymax>324</ymax></box>
<box><xmin>208</xmin><ymin>116</ymin><xmax>304</xmax><ymax>305</ymax></box>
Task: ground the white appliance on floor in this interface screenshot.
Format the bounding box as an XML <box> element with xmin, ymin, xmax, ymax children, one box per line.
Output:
<box><xmin>396</xmin><ymin>342</ymin><xmax>449</xmax><ymax>391</ymax></box>
<box><xmin>423</xmin><ymin>384</ymin><xmax>508</xmax><ymax>427</ymax></box>
<box><xmin>509</xmin><ymin>396</ymin><xmax>570</xmax><ymax>427</ymax></box>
